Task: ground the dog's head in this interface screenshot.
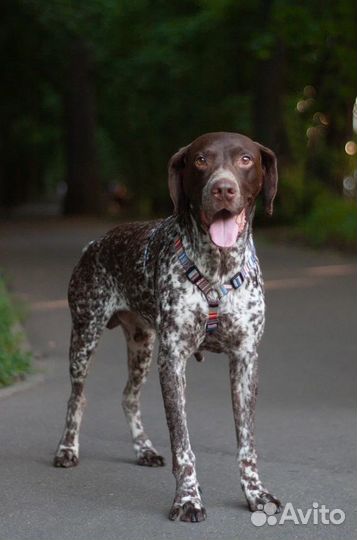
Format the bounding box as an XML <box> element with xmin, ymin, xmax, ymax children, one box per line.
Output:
<box><xmin>168</xmin><ymin>132</ymin><xmax>278</xmax><ymax>248</ymax></box>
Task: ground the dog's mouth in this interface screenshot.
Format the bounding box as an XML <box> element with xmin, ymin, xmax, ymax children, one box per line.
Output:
<box><xmin>208</xmin><ymin>208</ymin><xmax>246</xmax><ymax>248</ymax></box>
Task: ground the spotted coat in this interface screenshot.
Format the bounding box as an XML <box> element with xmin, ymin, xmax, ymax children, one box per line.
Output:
<box><xmin>54</xmin><ymin>132</ymin><xmax>281</xmax><ymax>522</ymax></box>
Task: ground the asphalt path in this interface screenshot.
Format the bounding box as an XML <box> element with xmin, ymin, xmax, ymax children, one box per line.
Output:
<box><xmin>0</xmin><ymin>218</ymin><xmax>356</xmax><ymax>540</ymax></box>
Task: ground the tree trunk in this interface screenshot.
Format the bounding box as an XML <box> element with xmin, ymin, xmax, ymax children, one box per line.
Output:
<box><xmin>63</xmin><ymin>38</ymin><xmax>104</xmax><ymax>215</ymax></box>
<box><xmin>252</xmin><ymin>39</ymin><xmax>290</xmax><ymax>160</ymax></box>
<box><xmin>251</xmin><ymin>0</ymin><xmax>289</xmax><ymax>158</ymax></box>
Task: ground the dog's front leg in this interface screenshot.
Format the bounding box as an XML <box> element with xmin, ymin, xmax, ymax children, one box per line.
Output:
<box><xmin>158</xmin><ymin>344</ymin><xmax>206</xmax><ymax>522</ymax></box>
<box><xmin>229</xmin><ymin>343</ymin><xmax>282</xmax><ymax>513</ymax></box>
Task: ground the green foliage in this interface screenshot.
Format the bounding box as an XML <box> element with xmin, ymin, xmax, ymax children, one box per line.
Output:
<box><xmin>0</xmin><ymin>0</ymin><xmax>356</xmax><ymax>246</ymax></box>
<box><xmin>275</xmin><ymin>166</ymin><xmax>307</xmax><ymax>223</ymax></box>
<box><xmin>296</xmin><ymin>193</ymin><xmax>357</xmax><ymax>250</ymax></box>
<box><xmin>0</xmin><ymin>276</ymin><xmax>31</xmax><ymax>387</ymax></box>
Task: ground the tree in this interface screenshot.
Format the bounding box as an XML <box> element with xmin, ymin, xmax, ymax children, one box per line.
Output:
<box><xmin>63</xmin><ymin>38</ymin><xmax>103</xmax><ymax>214</ymax></box>
<box><xmin>0</xmin><ymin>0</ymin><xmax>355</xmax><ymax>223</ymax></box>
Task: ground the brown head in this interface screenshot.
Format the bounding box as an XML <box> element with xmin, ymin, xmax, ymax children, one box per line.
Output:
<box><xmin>168</xmin><ymin>132</ymin><xmax>278</xmax><ymax>248</ymax></box>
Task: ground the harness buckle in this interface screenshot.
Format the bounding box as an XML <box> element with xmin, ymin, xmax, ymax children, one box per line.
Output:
<box><xmin>206</xmin><ymin>289</ymin><xmax>220</xmax><ymax>307</ymax></box>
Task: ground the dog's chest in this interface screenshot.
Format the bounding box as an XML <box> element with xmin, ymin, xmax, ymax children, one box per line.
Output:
<box><xmin>201</xmin><ymin>277</ymin><xmax>265</xmax><ymax>352</ymax></box>
<box><xmin>157</xmin><ymin>255</ymin><xmax>265</xmax><ymax>352</ymax></box>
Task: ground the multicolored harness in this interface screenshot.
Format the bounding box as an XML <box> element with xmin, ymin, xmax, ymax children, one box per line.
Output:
<box><xmin>175</xmin><ymin>237</ymin><xmax>257</xmax><ymax>333</ymax></box>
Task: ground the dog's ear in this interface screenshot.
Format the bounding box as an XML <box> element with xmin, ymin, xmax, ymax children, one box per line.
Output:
<box><xmin>168</xmin><ymin>145</ymin><xmax>189</xmax><ymax>214</ymax></box>
<box><xmin>256</xmin><ymin>143</ymin><xmax>278</xmax><ymax>216</ymax></box>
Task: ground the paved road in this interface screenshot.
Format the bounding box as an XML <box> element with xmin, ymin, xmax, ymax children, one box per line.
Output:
<box><xmin>0</xmin><ymin>218</ymin><xmax>356</xmax><ymax>540</ymax></box>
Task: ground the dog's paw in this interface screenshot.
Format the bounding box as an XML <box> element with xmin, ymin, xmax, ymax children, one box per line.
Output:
<box><xmin>247</xmin><ymin>491</ymin><xmax>282</xmax><ymax>513</ymax></box>
<box><xmin>137</xmin><ymin>449</ymin><xmax>165</xmax><ymax>467</ymax></box>
<box><xmin>53</xmin><ymin>448</ymin><xmax>79</xmax><ymax>468</ymax></box>
<box><xmin>169</xmin><ymin>500</ymin><xmax>207</xmax><ymax>522</ymax></box>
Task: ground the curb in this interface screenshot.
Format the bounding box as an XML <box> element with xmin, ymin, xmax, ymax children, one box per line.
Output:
<box><xmin>0</xmin><ymin>370</ymin><xmax>45</xmax><ymax>399</ymax></box>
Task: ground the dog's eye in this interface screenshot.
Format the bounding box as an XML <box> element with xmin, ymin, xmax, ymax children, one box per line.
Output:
<box><xmin>194</xmin><ymin>156</ymin><xmax>208</xmax><ymax>169</ymax></box>
<box><xmin>238</xmin><ymin>155</ymin><xmax>253</xmax><ymax>167</ymax></box>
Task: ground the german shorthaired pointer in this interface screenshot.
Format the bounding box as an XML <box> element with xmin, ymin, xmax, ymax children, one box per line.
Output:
<box><xmin>54</xmin><ymin>132</ymin><xmax>281</xmax><ymax>522</ymax></box>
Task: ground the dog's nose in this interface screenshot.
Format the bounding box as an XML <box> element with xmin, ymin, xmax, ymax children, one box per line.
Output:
<box><xmin>211</xmin><ymin>179</ymin><xmax>238</xmax><ymax>202</ymax></box>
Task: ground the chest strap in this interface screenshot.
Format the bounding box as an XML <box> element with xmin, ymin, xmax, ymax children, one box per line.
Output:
<box><xmin>175</xmin><ymin>237</ymin><xmax>256</xmax><ymax>333</ymax></box>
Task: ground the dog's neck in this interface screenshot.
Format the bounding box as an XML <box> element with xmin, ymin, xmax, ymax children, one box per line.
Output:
<box><xmin>177</xmin><ymin>210</ymin><xmax>254</xmax><ymax>285</ymax></box>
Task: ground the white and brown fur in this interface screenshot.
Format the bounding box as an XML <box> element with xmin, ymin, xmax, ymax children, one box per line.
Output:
<box><xmin>54</xmin><ymin>132</ymin><xmax>281</xmax><ymax>522</ymax></box>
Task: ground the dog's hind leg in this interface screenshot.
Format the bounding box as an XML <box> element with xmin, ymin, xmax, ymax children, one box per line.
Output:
<box><xmin>120</xmin><ymin>312</ymin><xmax>165</xmax><ymax>467</ymax></box>
<box><xmin>54</xmin><ymin>317</ymin><xmax>105</xmax><ymax>468</ymax></box>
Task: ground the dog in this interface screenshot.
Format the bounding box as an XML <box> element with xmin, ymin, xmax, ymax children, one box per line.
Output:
<box><xmin>54</xmin><ymin>131</ymin><xmax>281</xmax><ymax>522</ymax></box>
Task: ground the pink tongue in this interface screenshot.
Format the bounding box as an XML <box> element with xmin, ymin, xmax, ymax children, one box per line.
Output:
<box><xmin>209</xmin><ymin>213</ymin><xmax>240</xmax><ymax>248</ymax></box>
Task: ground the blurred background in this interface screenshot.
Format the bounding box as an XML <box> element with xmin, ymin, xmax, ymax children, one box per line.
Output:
<box><xmin>0</xmin><ymin>0</ymin><xmax>356</xmax><ymax>249</ymax></box>
<box><xmin>0</xmin><ymin>3</ymin><xmax>356</xmax><ymax>537</ymax></box>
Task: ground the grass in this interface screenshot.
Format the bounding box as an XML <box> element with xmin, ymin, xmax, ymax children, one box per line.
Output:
<box><xmin>0</xmin><ymin>274</ymin><xmax>31</xmax><ymax>387</ymax></box>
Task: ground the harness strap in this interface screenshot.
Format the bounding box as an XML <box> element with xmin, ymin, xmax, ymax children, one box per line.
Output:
<box><xmin>175</xmin><ymin>237</ymin><xmax>257</xmax><ymax>333</ymax></box>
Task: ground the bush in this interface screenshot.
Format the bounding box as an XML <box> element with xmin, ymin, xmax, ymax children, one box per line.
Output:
<box><xmin>296</xmin><ymin>192</ymin><xmax>357</xmax><ymax>250</ymax></box>
<box><xmin>0</xmin><ymin>275</ymin><xmax>31</xmax><ymax>387</ymax></box>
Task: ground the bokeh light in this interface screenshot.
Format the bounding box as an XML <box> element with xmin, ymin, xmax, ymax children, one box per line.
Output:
<box><xmin>296</xmin><ymin>97</ymin><xmax>315</xmax><ymax>113</ymax></box>
<box><xmin>344</xmin><ymin>140</ymin><xmax>357</xmax><ymax>155</ymax></box>
<box><xmin>313</xmin><ymin>112</ymin><xmax>329</xmax><ymax>126</ymax></box>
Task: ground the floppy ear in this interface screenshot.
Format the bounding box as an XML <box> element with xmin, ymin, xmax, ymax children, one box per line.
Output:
<box><xmin>256</xmin><ymin>143</ymin><xmax>278</xmax><ymax>216</ymax></box>
<box><xmin>168</xmin><ymin>145</ymin><xmax>189</xmax><ymax>214</ymax></box>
